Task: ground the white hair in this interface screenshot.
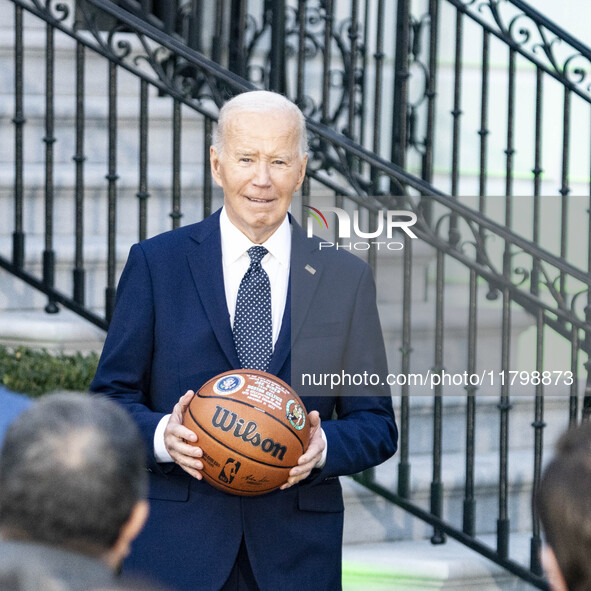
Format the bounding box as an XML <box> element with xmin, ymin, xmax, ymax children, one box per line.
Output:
<box><xmin>213</xmin><ymin>90</ymin><xmax>308</xmax><ymax>157</ymax></box>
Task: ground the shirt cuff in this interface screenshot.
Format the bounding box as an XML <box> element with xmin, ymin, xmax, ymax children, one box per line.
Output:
<box><xmin>154</xmin><ymin>414</ymin><xmax>173</xmax><ymax>463</ymax></box>
<box><xmin>316</xmin><ymin>428</ymin><xmax>328</xmax><ymax>469</ymax></box>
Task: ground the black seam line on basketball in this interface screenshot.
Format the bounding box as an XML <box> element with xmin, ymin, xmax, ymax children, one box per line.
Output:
<box><xmin>188</xmin><ymin>407</ymin><xmax>300</xmax><ymax>469</ymax></box>
<box><xmin>195</xmin><ymin>393</ymin><xmax>306</xmax><ymax>453</ymax></box>
<box><xmin>201</xmin><ymin>473</ymin><xmax>283</xmax><ymax>495</ymax></box>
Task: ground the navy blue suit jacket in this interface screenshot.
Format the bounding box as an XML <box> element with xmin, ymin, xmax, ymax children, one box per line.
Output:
<box><xmin>91</xmin><ymin>210</ymin><xmax>397</xmax><ymax>591</ymax></box>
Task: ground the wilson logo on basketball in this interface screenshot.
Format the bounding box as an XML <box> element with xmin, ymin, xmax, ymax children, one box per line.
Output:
<box><xmin>211</xmin><ymin>405</ymin><xmax>288</xmax><ymax>461</ymax></box>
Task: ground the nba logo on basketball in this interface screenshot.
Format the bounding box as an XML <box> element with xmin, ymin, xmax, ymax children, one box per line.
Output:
<box><xmin>219</xmin><ymin>458</ymin><xmax>241</xmax><ymax>484</ymax></box>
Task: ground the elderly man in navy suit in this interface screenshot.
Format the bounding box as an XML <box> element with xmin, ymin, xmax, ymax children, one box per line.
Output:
<box><xmin>91</xmin><ymin>90</ymin><xmax>398</xmax><ymax>591</ymax></box>
<box><xmin>0</xmin><ymin>386</ymin><xmax>31</xmax><ymax>446</ymax></box>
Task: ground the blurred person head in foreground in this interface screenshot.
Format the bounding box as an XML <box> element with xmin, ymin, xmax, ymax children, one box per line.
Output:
<box><xmin>536</xmin><ymin>421</ymin><xmax>591</xmax><ymax>591</ymax></box>
<box><xmin>0</xmin><ymin>393</ymin><xmax>149</xmax><ymax>591</ymax></box>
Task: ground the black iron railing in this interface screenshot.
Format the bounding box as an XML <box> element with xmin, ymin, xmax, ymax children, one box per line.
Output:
<box><xmin>2</xmin><ymin>1</ymin><xmax>591</xmax><ymax>589</ymax></box>
<box><xmin>75</xmin><ymin>1</ymin><xmax>591</xmax><ymax>277</ymax></box>
<box><xmin>111</xmin><ymin>1</ymin><xmax>591</xmax><ymax>198</ymax></box>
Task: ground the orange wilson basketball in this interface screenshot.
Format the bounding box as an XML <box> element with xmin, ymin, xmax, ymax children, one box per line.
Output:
<box><xmin>182</xmin><ymin>369</ymin><xmax>310</xmax><ymax>496</ymax></box>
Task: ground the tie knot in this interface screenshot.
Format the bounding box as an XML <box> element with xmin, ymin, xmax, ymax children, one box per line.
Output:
<box><xmin>247</xmin><ymin>246</ymin><xmax>268</xmax><ymax>265</ymax></box>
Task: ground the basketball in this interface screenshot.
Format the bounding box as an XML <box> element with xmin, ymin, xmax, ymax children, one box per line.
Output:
<box><xmin>182</xmin><ymin>369</ymin><xmax>310</xmax><ymax>496</ymax></box>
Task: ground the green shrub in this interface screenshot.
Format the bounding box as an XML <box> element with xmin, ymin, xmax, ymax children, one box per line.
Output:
<box><xmin>0</xmin><ymin>345</ymin><xmax>99</xmax><ymax>398</ymax></box>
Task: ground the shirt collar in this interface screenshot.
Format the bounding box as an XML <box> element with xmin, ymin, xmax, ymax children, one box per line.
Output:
<box><xmin>220</xmin><ymin>206</ymin><xmax>291</xmax><ymax>267</ymax></box>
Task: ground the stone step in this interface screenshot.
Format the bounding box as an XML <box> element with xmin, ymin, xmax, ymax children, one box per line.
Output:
<box><xmin>379</xmin><ymin>301</ymin><xmax>534</xmax><ymax>376</ymax></box>
<box><xmin>0</xmin><ymin>308</ymin><xmax>105</xmax><ymax>354</ymax></box>
<box><xmin>341</xmin><ymin>401</ymin><xmax>571</xmax><ymax>545</ymax></box>
<box><xmin>342</xmin><ymin>536</ymin><xmax>538</xmax><ymax>590</ymax></box>
<box><xmin>0</xmin><ymin>233</ymin><xmax>134</xmax><ymax>312</ymax></box>
<box><xmin>0</xmin><ymin>171</ymin><xmax>219</xmax><ymax>238</ymax></box>
<box><xmin>392</xmin><ymin>391</ymin><xmax>571</xmax><ymax>456</ymax></box>
<box><xmin>0</xmin><ymin>8</ymin><xmax>163</xmax><ymax>98</ymax></box>
<box><xmin>0</xmin><ymin>94</ymin><xmax>207</xmax><ymax>168</ymax></box>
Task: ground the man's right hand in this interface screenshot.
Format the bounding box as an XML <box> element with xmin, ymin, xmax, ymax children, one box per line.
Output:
<box><xmin>164</xmin><ymin>390</ymin><xmax>204</xmax><ymax>480</ymax></box>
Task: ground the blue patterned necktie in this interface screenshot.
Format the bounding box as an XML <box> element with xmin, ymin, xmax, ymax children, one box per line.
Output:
<box><xmin>233</xmin><ymin>246</ymin><xmax>272</xmax><ymax>371</ymax></box>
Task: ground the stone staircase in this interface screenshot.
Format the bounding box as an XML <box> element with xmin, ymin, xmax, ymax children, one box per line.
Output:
<box><xmin>342</xmin><ymin>536</ymin><xmax>536</xmax><ymax>591</ymax></box>
<box><xmin>340</xmin><ymin>391</ymin><xmax>569</xmax><ymax>590</ymax></box>
<box><xmin>0</xmin><ymin>3</ymin><xmax>569</xmax><ymax>589</ymax></box>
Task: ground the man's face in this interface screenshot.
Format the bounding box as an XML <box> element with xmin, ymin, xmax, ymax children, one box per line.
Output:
<box><xmin>210</xmin><ymin>110</ymin><xmax>308</xmax><ymax>243</ymax></box>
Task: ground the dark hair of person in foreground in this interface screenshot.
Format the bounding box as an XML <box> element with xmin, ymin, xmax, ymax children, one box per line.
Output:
<box><xmin>535</xmin><ymin>421</ymin><xmax>591</xmax><ymax>591</ymax></box>
<box><xmin>0</xmin><ymin>393</ymin><xmax>148</xmax><ymax>560</ymax></box>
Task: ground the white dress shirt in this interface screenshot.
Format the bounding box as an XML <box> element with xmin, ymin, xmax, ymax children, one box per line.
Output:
<box><xmin>219</xmin><ymin>206</ymin><xmax>290</xmax><ymax>347</ymax></box>
<box><xmin>155</xmin><ymin>208</ymin><xmax>326</xmax><ymax>468</ymax></box>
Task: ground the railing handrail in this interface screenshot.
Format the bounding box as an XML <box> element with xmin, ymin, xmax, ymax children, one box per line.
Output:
<box><xmin>446</xmin><ymin>0</ymin><xmax>591</xmax><ymax>105</ymax></box>
<box><xmin>68</xmin><ymin>0</ymin><xmax>591</xmax><ymax>289</ymax></box>
<box><xmin>508</xmin><ymin>0</ymin><xmax>591</xmax><ymax>58</ymax></box>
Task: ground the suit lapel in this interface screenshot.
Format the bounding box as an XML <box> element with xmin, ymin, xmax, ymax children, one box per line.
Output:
<box><xmin>269</xmin><ymin>217</ymin><xmax>322</xmax><ymax>374</ymax></box>
<box><xmin>186</xmin><ymin>211</ymin><xmax>240</xmax><ymax>369</ymax></box>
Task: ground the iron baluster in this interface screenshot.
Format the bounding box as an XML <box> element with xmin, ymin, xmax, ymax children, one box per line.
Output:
<box><xmin>138</xmin><ymin>79</ymin><xmax>150</xmax><ymax>242</ymax></box>
<box><xmin>583</xmin><ymin>369</ymin><xmax>591</xmax><ymax>422</ymax></box>
<box><xmin>105</xmin><ymin>61</ymin><xmax>118</xmax><ymax>323</ymax></box>
<box><xmin>476</xmin><ymin>29</ymin><xmax>489</xmax><ymax>266</ymax></box>
<box><xmin>301</xmin><ymin>175</ymin><xmax>310</xmax><ymax>222</ymax></box>
<box><xmin>532</xmin><ymin>69</ymin><xmax>543</xmax><ymax>197</ymax></box>
<box><xmin>529</xmin><ymin>232</ymin><xmax>544</xmax><ymax>574</ymax></box>
<box><xmin>12</xmin><ymin>4</ymin><xmax>25</xmax><ymax>268</ymax></box>
<box><xmin>505</xmin><ymin>48</ymin><xmax>515</xmax><ymax>198</ymax></box>
<box><xmin>269</xmin><ymin>0</ymin><xmax>286</xmax><ymax>93</ymax></box>
<box><xmin>559</xmin><ymin>87</ymin><xmax>571</xmax><ymax>300</ymax></box>
<box><xmin>171</xmin><ymin>99</ymin><xmax>182</xmax><ymax>229</ymax></box>
<box><xmin>431</xmin><ymin>248</ymin><xmax>446</xmax><ymax>545</ymax></box>
<box><xmin>73</xmin><ymin>38</ymin><xmax>86</xmax><ymax>306</ymax></box>
<box><xmin>498</xmin><ymin>210</ymin><xmax>513</xmax><ymax>559</ymax></box>
<box><xmin>358</xmin><ymin>0</ymin><xmax>369</xmax><ymax>155</ymax></box>
<box><xmin>585</xmin><ymin>201</ymin><xmax>591</xmax><ymax>422</ymax></box>
<box><xmin>161</xmin><ymin>0</ymin><xmax>176</xmax><ymax>36</ymax></box>
<box><xmin>346</xmin><ymin>0</ymin><xmax>359</xmax><ymax>143</ymax></box>
<box><xmin>569</xmin><ymin>327</ymin><xmax>580</xmax><ymax>427</ymax></box>
<box><xmin>203</xmin><ymin>118</ymin><xmax>213</xmax><ymax>220</ymax></box>
<box><xmin>478</xmin><ymin>30</ymin><xmax>489</xmax><ymax>200</ymax></box>
<box><xmin>447</xmin><ymin>7</ymin><xmax>463</xmax><ymax>245</ymax></box>
<box><xmin>421</xmin><ymin>0</ymin><xmax>439</xmax><ymax>223</ymax></box>
<box><xmin>463</xmin><ymin>267</ymin><xmax>478</xmax><ymax>536</ymax></box>
<box><xmin>450</xmin><ymin>9</ymin><xmax>463</xmax><ymax>199</ymax></box>
<box><xmin>187</xmin><ymin>0</ymin><xmax>201</xmax><ymax>52</ymax></box>
<box><xmin>334</xmin><ymin>193</ymin><xmax>344</xmax><ymax>245</ymax></box>
<box><xmin>391</xmin><ymin>0</ymin><xmax>409</xmax><ymax>177</ymax></box>
<box><xmin>370</xmin><ymin>0</ymin><xmax>384</xmax><ymax>193</ymax></box>
<box><xmin>229</xmin><ymin>0</ymin><xmax>247</xmax><ymax>78</ymax></box>
<box><xmin>529</xmin><ymin>305</ymin><xmax>545</xmax><ymax>576</ymax></box>
<box><xmin>295</xmin><ymin>0</ymin><xmax>307</xmax><ymax>110</ymax></box>
<box><xmin>43</xmin><ymin>17</ymin><xmax>58</xmax><ymax>314</ymax></box>
<box><xmin>321</xmin><ymin>0</ymin><xmax>333</xmax><ymax>126</ymax></box>
<box><xmin>211</xmin><ymin>0</ymin><xmax>225</xmax><ymax>65</ymax></box>
<box><xmin>397</xmin><ymin>232</ymin><xmax>413</xmax><ymax>499</ymax></box>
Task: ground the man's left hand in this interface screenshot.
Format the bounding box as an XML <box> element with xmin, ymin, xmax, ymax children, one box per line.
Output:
<box><xmin>281</xmin><ymin>410</ymin><xmax>325</xmax><ymax>489</ymax></box>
